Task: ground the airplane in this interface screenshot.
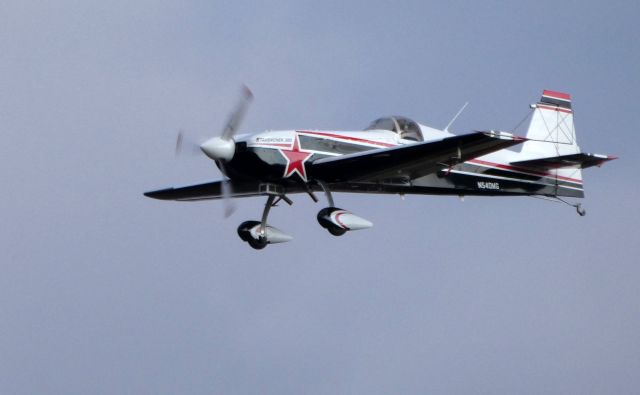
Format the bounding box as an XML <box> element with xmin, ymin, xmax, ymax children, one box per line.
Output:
<box><xmin>145</xmin><ymin>88</ymin><xmax>616</xmax><ymax>249</ymax></box>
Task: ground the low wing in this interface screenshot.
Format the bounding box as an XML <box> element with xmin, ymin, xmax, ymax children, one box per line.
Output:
<box><xmin>309</xmin><ymin>131</ymin><xmax>525</xmax><ymax>182</ymax></box>
<box><xmin>144</xmin><ymin>180</ymin><xmax>265</xmax><ymax>201</ymax></box>
<box><xmin>510</xmin><ymin>153</ymin><xmax>617</xmax><ymax>169</ymax></box>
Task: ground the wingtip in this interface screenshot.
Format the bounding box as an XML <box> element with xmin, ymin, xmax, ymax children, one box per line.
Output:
<box><xmin>143</xmin><ymin>190</ymin><xmax>158</xmax><ymax>199</ymax></box>
<box><xmin>241</xmin><ymin>84</ymin><xmax>254</xmax><ymax>100</ymax></box>
<box><xmin>143</xmin><ymin>188</ymin><xmax>175</xmax><ymax>200</ymax></box>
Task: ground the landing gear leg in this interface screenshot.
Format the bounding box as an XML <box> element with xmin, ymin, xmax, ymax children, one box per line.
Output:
<box><xmin>550</xmin><ymin>197</ymin><xmax>588</xmax><ymax>217</ymax></box>
<box><xmin>238</xmin><ymin>193</ymin><xmax>293</xmax><ymax>250</ymax></box>
<box><xmin>317</xmin><ymin>180</ymin><xmax>334</xmax><ymax>207</ymax></box>
<box><xmin>246</xmin><ymin>194</ymin><xmax>276</xmax><ymax>250</ymax></box>
<box><xmin>259</xmin><ymin>195</ymin><xmax>276</xmax><ymax>239</ymax></box>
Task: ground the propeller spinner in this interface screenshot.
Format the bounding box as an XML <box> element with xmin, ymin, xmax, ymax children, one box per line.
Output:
<box><xmin>200</xmin><ymin>85</ymin><xmax>253</xmax><ymax>161</ymax></box>
<box><xmin>175</xmin><ymin>85</ymin><xmax>253</xmax><ymax>218</ymax></box>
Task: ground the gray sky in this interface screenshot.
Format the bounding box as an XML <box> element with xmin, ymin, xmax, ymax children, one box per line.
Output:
<box><xmin>1</xmin><ymin>1</ymin><xmax>639</xmax><ymax>394</ymax></box>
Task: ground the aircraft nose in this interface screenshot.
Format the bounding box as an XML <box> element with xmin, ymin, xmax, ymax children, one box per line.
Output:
<box><xmin>200</xmin><ymin>137</ymin><xmax>235</xmax><ymax>161</ymax></box>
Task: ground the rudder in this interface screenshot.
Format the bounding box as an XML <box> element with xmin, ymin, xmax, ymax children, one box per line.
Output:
<box><xmin>518</xmin><ymin>90</ymin><xmax>583</xmax><ymax>196</ymax></box>
<box><xmin>521</xmin><ymin>90</ymin><xmax>581</xmax><ymax>157</ymax></box>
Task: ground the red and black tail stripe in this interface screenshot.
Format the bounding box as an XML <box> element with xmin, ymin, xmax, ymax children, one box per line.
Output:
<box><xmin>540</xmin><ymin>90</ymin><xmax>572</xmax><ymax>110</ymax></box>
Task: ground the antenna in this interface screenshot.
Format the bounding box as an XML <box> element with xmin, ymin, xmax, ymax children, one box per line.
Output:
<box><xmin>444</xmin><ymin>102</ymin><xmax>469</xmax><ymax>132</ymax></box>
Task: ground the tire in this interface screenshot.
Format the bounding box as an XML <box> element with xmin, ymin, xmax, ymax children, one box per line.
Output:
<box><xmin>328</xmin><ymin>226</ymin><xmax>347</xmax><ymax>237</ymax></box>
<box><xmin>248</xmin><ymin>238</ymin><xmax>268</xmax><ymax>250</ymax></box>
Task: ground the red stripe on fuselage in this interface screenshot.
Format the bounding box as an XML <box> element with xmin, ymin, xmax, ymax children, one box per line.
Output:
<box><xmin>298</xmin><ymin>130</ymin><xmax>396</xmax><ymax>148</ymax></box>
<box><xmin>469</xmin><ymin>159</ymin><xmax>582</xmax><ymax>184</ymax></box>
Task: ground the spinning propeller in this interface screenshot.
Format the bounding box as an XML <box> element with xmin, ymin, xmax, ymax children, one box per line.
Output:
<box><xmin>174</xmin><ymin>85</ymin><xmax>254</xmax><ymax>218</ymax></box>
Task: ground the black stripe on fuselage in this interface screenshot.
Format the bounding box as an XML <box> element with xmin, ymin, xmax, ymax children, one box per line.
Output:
<box><xmin>457</xmin><ymin>162</ymin><xmax>582</xmax><ymax>190</ymax></box>
<box><xmin>441</xmin><ymin>170</ymin><xmax>584</xmax><ymax>197</ymax></box>
<box><xmin>446</xmin><ymin>168</ymin><xmax>582</xmax><ymax>193</ymax></box>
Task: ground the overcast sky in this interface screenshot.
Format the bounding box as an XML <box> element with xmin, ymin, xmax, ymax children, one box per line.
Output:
<box><xmin>1</xmin><ymin>1</ymin><xmax>639</xmax><ymax>394</ymax></box>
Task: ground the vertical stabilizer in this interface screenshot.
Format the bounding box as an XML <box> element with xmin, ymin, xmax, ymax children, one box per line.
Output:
<box><xmin>521</xmin><ymin>90</ymin><xmax>581</xmax><ymax>157</ymax></box>
<box><xmin>518</xmin><ymin>90</ymin><xmax>584</xmax><ymax>194</ymax></box>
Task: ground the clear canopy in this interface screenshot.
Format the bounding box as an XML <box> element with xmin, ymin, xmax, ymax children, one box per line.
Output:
<box><xmin>364</xmin><ymin>116</ymin><xmax>424</xmax><ymax>141</ymax></box>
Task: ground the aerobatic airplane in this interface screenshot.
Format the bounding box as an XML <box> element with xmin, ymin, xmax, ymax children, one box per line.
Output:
<box><xmin>145</xmin><ymin>88</ymin><xmax>616</xmax><ymax>249</ymax></box>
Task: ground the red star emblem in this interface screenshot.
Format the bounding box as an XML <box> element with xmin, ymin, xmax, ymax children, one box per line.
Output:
<box><xmin>279</xmin><ymin>133</ymin><xmax>313</xmax><ymax>182</ymax></box>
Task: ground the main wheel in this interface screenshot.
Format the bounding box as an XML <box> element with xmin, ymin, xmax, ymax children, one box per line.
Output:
<box><xmin>248</xmin><ymin>237</ymin><xmax>267</xmax><ymax>250</ymax></box>
<box><xmin>238</xmin><ymin>220</ymin><xmax>268</xmax><ymax>248</ymax></box>
<box><xmin>317</xmin><ymin>207</ymin><xmax>347</xmax><ymax>236</ymax></box>
<box><xmin>327</xmin><ymin>225</ymin><xmax>347</xmax><ymax>236</ymax></box>
<box><xmin>237</xmin><ymin>220</ymin><xmax>260</xmax><ymax>241</ymax></box>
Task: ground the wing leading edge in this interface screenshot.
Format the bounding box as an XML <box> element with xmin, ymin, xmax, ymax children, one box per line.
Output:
<box><xmin>309</xmin><ymin>131</ymin><xmax>525</xmax><ymax>182</ymax></box>
<box><xmin>144</xmin><ymin>180</ymin><xmax>265</xmax><ymax>201</ymax></box>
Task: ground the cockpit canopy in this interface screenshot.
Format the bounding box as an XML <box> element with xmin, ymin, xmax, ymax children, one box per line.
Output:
<box><xmin>365</xmin><ymin>116</ymin><xmax>424</xmax><ymax>141</ymax></box>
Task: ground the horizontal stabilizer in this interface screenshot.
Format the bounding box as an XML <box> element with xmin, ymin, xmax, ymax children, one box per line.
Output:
<box><xmin>511</xmin><ymin>153</ymin><xmax>617</xmax><ymax>169</ymax></box>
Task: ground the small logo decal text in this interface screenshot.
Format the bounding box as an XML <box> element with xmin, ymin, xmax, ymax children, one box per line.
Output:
<box><xmin>477</xmin><ymin>181</ymin><xmax>500</xmax><ymax>190</ymax></box>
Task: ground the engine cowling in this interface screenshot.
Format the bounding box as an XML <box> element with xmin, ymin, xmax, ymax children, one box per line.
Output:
<box><xmin>317</xmin><ymin>207</ymin><xmax>373</xmax><ymax>235</ymax></box>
